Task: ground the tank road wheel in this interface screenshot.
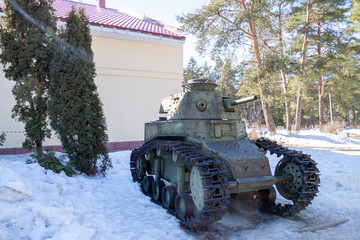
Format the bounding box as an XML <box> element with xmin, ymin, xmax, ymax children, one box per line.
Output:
<box><xmin>130</xmin><ymin>156</ymin><xmax>146</xmax><ymax>182</ymax></box>
<box><xmin>162</xmin><ymin>185</ymin><xmax>177</xmax><ymax>209</ymax></box>
<box><xmin>175</xmin><ymin>194</ymin><xmax>195</xmax><ymax>218</ymax></box>
<box><xmin>190</xmin><ymin>165</ymin><xmax>206</xmax><ymax>211</ymax></box>
<box><xmin>190</xmin><ymin>163</ymin><xmax>229</xmax><ymax>213</ymax></box>
<box><xmin>136</xmin><ymin>157</ymin><xmax>146</xmax><ymax>179</ymax></box>
<box><xmin>142</xmin><ymin>175</ymin><xmax>154</xmax><ymax>194</ymax></box>
<box><xmin>275</xmin><ymin>157</ymin><xmax>304</xmax><ymax>200</ymax></box>
<box><xmin>131</xmin><ymin>139</ymin><xmax>230</xmax><ymax>229</ymax></box>
<box><xmin>152</xmin><ymin>180</ymin><xmax>166</xmax><ymax>202</ymax></box>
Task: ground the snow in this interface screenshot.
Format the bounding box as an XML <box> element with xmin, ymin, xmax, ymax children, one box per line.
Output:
<box><xmin>1</xmin><ymin>130</ymin><xmax>360</xmax><ymax>240</ymax></box>
<box><xmin>266</xmin><ymin>129</ymin><xmax>360</xmax><ymax>151</ymax></box>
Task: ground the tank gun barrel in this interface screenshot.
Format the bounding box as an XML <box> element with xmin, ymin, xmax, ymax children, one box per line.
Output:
<box><xmin>229</xmin><ymin>95</ymin><xmax>258</xmax><ymax>106</ymax></box>
<box><xmin>223</xmin><ymin>95</ymin><xmax>258</xmax><ymax>111</ymax></box>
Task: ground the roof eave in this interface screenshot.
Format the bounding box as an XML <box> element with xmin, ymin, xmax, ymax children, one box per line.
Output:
<box><xmin>56</xmin><ymin>16</ymin><xmax>185</xmax><ymax>41</ymax></box>
<box><xmin>0</xmin><ymin>9</ymin><xmax>185</xmax><ymax>43</ymax></box>
<box><xmin>88</xmin><ymin>22</ymin><xmax>185</xmax><ymax>47</ymax></box>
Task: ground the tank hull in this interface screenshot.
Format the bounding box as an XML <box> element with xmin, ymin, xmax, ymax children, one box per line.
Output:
<box><xmin>146</xmin><ymin>119</ymin><xmax>271</xmax><ymax>182</ymax></box>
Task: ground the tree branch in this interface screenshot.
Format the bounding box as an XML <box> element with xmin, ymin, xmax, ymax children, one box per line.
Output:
<box><xmin>217</xmin><ymin>13</ymin><xmax>252</xmax><ymax>38</ymax></box>
<box><xmin>218</xmin><ymin>9</ymin><xmax>243</xmax><ymax>13</ymax></box>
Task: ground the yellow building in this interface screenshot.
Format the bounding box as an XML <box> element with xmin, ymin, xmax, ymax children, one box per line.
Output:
<box><xmin>0</xmin><ymin>0</ymin><xmax>184</xmax><ymax>154</ymax></box>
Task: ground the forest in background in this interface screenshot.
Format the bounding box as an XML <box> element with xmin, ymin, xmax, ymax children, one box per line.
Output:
<box><xmin>180</xmin><ymin>0</ymin><xmax>360</xmax><ymax>134</ymax></box>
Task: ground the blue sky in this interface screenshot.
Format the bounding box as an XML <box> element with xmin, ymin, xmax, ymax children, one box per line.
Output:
<box><xmin>78</xmin><ymin>0</ymin><xmax>210</xmax><ymax>66</ymax></box>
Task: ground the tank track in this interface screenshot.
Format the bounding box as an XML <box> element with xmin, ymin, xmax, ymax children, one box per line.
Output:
<box><xmin>130</xmin><ymin>139</ymin><xmax>230</xmax><ymax>229</ymax></box>
<box><xmin>253</xmin><ymin>137</ymin><xmax>320</xmax><ymax>216</ymax></box>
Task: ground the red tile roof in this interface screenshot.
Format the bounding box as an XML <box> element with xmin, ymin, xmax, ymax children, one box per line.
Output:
<box><xmin>0</xmin><ymin>0</ymin><xmax>185</xmax><ymax>40</ymax></box>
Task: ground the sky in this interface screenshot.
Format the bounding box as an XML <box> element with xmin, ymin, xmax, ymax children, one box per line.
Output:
<box><xmin>78</xmin><ymin>0</ymin><xmax>211</xmax><ymax>67</ymax></box>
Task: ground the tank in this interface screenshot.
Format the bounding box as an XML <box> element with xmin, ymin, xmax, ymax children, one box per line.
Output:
<box><xmin>130</xmin><ymin>79</ymin><xmax>320</xmax><ymax>228</ymax></box>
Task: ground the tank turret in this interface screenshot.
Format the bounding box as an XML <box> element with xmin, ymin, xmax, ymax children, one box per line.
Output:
<box><xmin>159</xmin><ymin>79</ymin><xmax>257</xmax><ymax>120</ymax></box>
<box><xmin>130</xmin><ymin>79</ymin><xmax>320</xmax><ymax>229</ymax></box>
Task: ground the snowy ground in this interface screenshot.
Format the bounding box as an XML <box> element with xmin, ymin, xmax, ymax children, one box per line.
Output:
<box><xmin>267</xmin><ymin>129</ymin><xmax>360</xmax><ymax>151</ymax></box>
<box><xmin>1</xmin><ymin>130</ymin><xmax>360</xmax><ymax>240</ymax></box>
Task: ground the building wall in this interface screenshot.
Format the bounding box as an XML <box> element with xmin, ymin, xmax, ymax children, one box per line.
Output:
<box><xmin>92</xmin><ymin>35</ymin><xmax>183</xmax><ymax>143</ymax></box>
<box><xmin>0</xmin><ymin>31</ymin><xmax>183</xmax><ymax>151</ymax></box>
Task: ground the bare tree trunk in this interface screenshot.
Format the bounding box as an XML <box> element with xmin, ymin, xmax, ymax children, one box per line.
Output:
<box><xmin>295</xmin><ymin>0</ymin><xmax>312</xmax><ymax>134</ymax></box>
<box><xmin>26</xmin><ymin>76</ymin><xmax>44</xmax><ymax>155</ymax></box>
<box><xmin>294</xmin><ymin>89</ymin><xmax>303</xmax><ymax>134</ymax></box>
<box><xmin>280</xmin><ymin>70</ymin><xmax>292</xmax><ymax>134</ymax></box>
<box><xmin>36</xmin><ymin>141</ymin><xmax>43</xmax><ymax>155</ymax></box>
<box><xmin>317</xmin><ymin>25</ymin><xmax>325</xmax><ymax>129</ymax></box>
<box><xmin>261</xmin><ymin>100</ymin><xmax>276</xmax><ymax>135</ymax></box>
<box><xmin>318</xmin><ymin>76</ymin><xmax>325</xmax><ymax>128</ymax></box>
<box><xmin>278</xmin><ymin>2</ymin><xmax>292</xmax><ymax>134</ymax></box>
<box><xmin>319</xmin><ymin>92</ymin><xmax>324</xmax><ymax>127</ymax></box>
<box><xmin>244</xmin><ymin>0</ymin><xmax>276</xmax><ymax>134</ymax></box>
<box><xmin>285</xmin><ymin>101</ymin><xmax>292</xmax><ymax>133</ymax></box>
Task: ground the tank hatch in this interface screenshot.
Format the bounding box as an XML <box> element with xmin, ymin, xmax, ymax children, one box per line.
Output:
<box><xmin>182</xmin><ymin>79</ymin><xmax>217</xmax><ymax>92</ymax></box>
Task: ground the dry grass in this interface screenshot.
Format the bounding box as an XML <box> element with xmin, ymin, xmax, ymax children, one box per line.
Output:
<box><xmin>320</xmin><ymin>121</ymin><xmax>346</xmax><ymax>134</ymax></box>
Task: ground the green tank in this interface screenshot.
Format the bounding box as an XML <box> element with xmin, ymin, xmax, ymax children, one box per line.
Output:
<box><xmin>130</xmin><ymin>79</ymin><xmax>320</xmax><ymax>228</ymax></box>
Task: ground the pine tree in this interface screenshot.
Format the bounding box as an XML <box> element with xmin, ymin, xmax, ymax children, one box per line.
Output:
<box><xmin>285</xmin><ymin>0</ymin><xmax>313</xmax><ymax>134</ymax></box>
<box><xmin>287</xmin><ymin>0</ymin><xmax>353</xmax><ymax>130</ymax></box>
<box><xmin>48</xmin><ymin>7</ymin><xmax>111</xmax><ymax>175</ymax></box>
<box><xmin>270</xmin><ymin>0</ymin><xmax>295</xmax><ymax>134</ymax></box>
<box><xmin>0</xmin><ymin>0</ymin><xmax>56</xmax><ymax>154</ymax></box>
<box><xmin>325</xmin><ymin>36</ymin><xmax>360</xmax><ymax>120</ymax></box>
<box><xmin>351</xmin><ymin>0</ymin><xmax>360</xmax><ymax>30</ymax></box>
<box><xmin>178</xmin><ymin>0</ymin><xmax>278</xmax><ymax>134</ymax></box>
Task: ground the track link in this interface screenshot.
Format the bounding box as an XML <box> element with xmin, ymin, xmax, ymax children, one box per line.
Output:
<box><xmin>130</xmin><ymin>139</ymin><xmax>230</xmax><ymax>229</ymax></box>
<box><xmin>253</xmin><ymin>137</ymin><xmax>320</xmax><ymax>216</ymax></box>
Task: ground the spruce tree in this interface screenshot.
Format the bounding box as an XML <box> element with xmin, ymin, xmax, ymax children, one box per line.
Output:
<box><xmin>0</xmin><ymin>133</ymin><xmax>6</xmax><ymax>146</ymax></box>
<box><xmin>0</xmin><ymin>0</ymin><xmax>56</xmax><ymax>154</ymax></box>
<box><xmin>183</xmin><ymin>57</ymin><xmax>202</xmax><ymax>82</ymax></box>
<box><xmin>199</xmin><ymin>62</ymin><xmax>215</xmax><ymax>81</ymax></box>
<box><xmin>216</xmin><ymin>59</ymin><xmax>238</xmax><ymax>97</ymax></box>
<box><xmin>48</xmin><ymin>7</ymin><xmax>111</xmax><ymax>175</ymax></box>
